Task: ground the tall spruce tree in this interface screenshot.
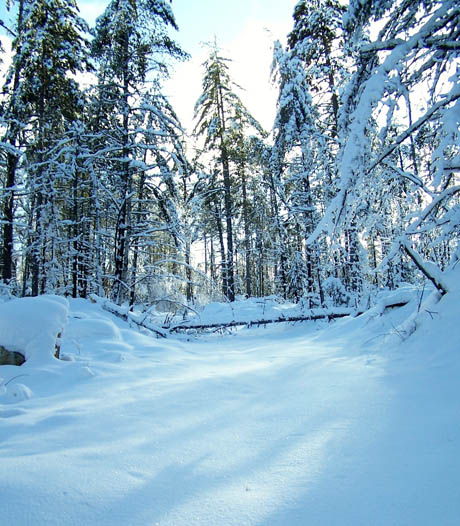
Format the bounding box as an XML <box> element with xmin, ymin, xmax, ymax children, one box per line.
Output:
<box><xmin>194</xmin><ymin>42</ymin><xmax>263</xmax><ymax>301</ymax></box>
<box><xmin>283</xmin><ymin>0</ymin><xmax>355</xmax><ymax>304</ymax></box>
<box><xmin>91</xmin><ymin>0</ymin><xmax>186</xmax><ymax>304</ymax></box>
<box><xmin>1</xmin><ymin>0</ymin><xmax>90</xmax><ymax>295</ymax></box>
<box><xmin>287</xmin><ymin>0</ymin><xmax>346</xmax><ymax>138</ymax></box>
<box><xmin>271</xmin><ymin>40</ymin><xmax>327</xmax><ymax>303</ymax></box>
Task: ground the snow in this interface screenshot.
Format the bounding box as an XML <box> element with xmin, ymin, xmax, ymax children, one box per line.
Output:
<box><xmin>1</xmin><ymin>280</ymin><xmax>460</xmax><ymax>525</ymax></box>
<box><xmin>188</xmin><ymin>296</ymin><xmax>300</xmax><ymax>325</ymax></box>
<box><xmin>0</xmin><ymin>295</ymin><xmax>69</xmax><ymax>364</ymax></box>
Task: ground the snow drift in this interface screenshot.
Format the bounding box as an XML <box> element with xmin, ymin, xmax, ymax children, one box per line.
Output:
<box><xmin>0</xmin><ymin>274</ymin><xmax>459</xmax><ymax>525</ymax></box>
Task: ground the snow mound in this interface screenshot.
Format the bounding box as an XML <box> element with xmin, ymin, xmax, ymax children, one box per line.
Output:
<box><xmin>0</xmin><ymin>295</ymin><xmax>69</xmax><ymax>365</ymax></box>
<box><xmin>1</xmin><ymin>383</ymin><xmax>33</xmax><ymax>404</ymax></box>
<box><xmin>370</xmin><ymin>285</ymin><xmax>420</xmax><ymax>316</ymax></box>
<box><xmin>65</xmin><ymin>318</ymin><xmax>121</xmax><ymax>341</ymax></box>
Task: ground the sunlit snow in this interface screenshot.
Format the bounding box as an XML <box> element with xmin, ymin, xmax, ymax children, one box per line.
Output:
<box><xmin>0</xmin><ymin>277</ymin><xmax>459</xmax><ymax>525</ymax></box>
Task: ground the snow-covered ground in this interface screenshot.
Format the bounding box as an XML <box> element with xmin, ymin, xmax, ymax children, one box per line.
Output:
<box><xmin>0</xmin><ymin>278</ymin><xmax>459</xmax><ymax>525</ymax></box>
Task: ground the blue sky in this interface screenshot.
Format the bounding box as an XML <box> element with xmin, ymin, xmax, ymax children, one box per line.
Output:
<box><xmin>78</xmin><ymin>0</ymin><xmax>299</xmax><ymax>129</ymax></box>
<box><xmin>1</xmin><ymin>0</ymin><xmax>299</xmax><ymax>130</ymax></box>
<box><xmin>76</xmin><ymin>0</ymin><xmax>298</xmax><ymax>56</ymax></box>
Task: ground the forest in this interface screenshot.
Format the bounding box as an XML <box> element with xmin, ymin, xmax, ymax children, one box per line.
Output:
<box><xmin>0</xmin><ymin>0</ymin><xmax>459</xmax><ymax>310</ymax></box>
<box><xmin>1</xmin><ymin>2</ymin><xmax>460</xmax><ymax>522</ymax></box>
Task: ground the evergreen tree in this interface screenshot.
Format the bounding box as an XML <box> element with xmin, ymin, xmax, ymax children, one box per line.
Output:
<box><xmin>283</xmin><ymin>0</ymin><xmax>359</xmax><ymax>303</ymax></box>
<box><xmin>194</xmin><ymin>42</ymin><xmax>264</xmax><ymax>301</ymax></box>
<box><xmin>1</xmin><ymin>0</ymin><xmax>90</xmax><ymax>295</ymax></box>
<box><xmin>91</xmin><ymin>0</ymin><xmax>186</xmax><ymax>304</ymax></box>
<box><xmin>287</xmin><ymin>0</ymin><xmax>346</xmax><ymax>138</ymax></box>
<box><xmin>271</xmin><ymin>39</ymin><xmax>328</xmax><ymax>303</ymax></box>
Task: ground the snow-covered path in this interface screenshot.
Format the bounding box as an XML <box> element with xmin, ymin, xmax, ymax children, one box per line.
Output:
<box><xmin>1</xmin><ymin>298</ymin><xmax>459</xmax><ymax>525</ymax></box>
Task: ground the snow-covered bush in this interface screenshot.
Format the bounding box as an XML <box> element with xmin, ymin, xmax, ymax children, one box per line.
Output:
<box><xmin>322</xmin><ymin>277</ymin><xmax>353</xmax><ymax>307</ymax></box>
<box><xmin>0</xmin><ymin>281</ymin><xmax>14</xmax><ymax>303</ymax></box>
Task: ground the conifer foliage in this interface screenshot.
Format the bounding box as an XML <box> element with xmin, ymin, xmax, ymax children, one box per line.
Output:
<box><xmin>0</xmin><ymin>0</ymin><xmax>458</xmax><ymax>308</ymax></box>
<box><xmin>1</xmin><ymin>0</ymin><xmax>90</xmax><ymax>296</ymax></box>
<box><xmin>194</xmin><ymin>42</ymin><xmax>264</xmax><ymax>301</ymax></box>
<box><xmin>90</xmin><ymin>0</ymin><xmax>187</xmax><ymax>304</ymax></box>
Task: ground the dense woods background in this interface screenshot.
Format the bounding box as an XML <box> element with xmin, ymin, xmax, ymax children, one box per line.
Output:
<box><xmin>0</xmin><ymin>0</ymin><xmax>459</xmax><ymax>308</ymax></box>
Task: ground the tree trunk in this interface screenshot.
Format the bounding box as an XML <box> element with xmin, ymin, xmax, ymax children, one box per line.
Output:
<box><xmin>129</xmin><ymin>167</ymin><xmax>146</xmax><ymax>307</ymax></box>
<box><xmin>214</xmin><ymin>200</ymin><xmax>227</xmax><ymax>299</ymax></box>
<box><xmin>2</xmin><ymin>152</ymin><xmax>18</xmax><ymax>283</ymax></box>
<box><xmin>267</xmin><ymin>171</ymin><xmax>288</xmax><ymax>298</ymax></box>
<box><xmin>241</xmin><ymin>166</ymin><xmax>252</xmax><ymax>297</ymax></box>
<box><xmin>217</xmin><ymin>83</ymin><xmax>235</xmax><ymax>301</ymax></box>
<box><xmin>113</xmin><ymin>34</ymin><xmax>131</xmax><ymax>304</ymax></box>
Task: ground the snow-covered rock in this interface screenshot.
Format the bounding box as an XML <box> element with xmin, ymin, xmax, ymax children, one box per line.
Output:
<box><xmin>0</xmin><ymin>295</ymin><xmax>69</xmax><ymax>365</ymax></box>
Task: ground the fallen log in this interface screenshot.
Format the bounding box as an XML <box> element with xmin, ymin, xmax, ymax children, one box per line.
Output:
<box><xmin>168</xmin><ymin>299</ymin><xmax>412</xmax><ymax>333</ymax></box>
<box><xmin>168</xmin><ymin>311</ymin><xmax>353</xmax><ymax>333</ymax></box>
<box><xmin>89</xmin><ymin>295</ymin><xmax>411</xmax><ymax>336</ymax></box>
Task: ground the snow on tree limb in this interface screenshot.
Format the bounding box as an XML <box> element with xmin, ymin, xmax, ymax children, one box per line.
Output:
<box><xmin>400</xmin><ymin>240</ymin><xmax>448</xmax><ymax>296</ymax></box>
